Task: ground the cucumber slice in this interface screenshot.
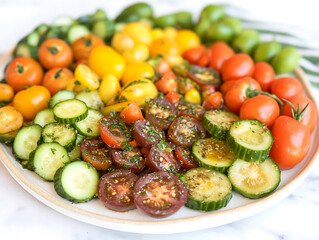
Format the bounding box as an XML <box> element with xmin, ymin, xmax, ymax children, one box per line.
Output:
<box><xmin>67</xmin><ymin>24</ymin><xmax>90</xmax><ymax>44</ymax></box>
<box><xmin>202</xmin><ymin>110</ymin><xmax>239</xmax><ymax>140</ymax></box>
<box><xmin>192</xmin><ymin>138</ymin><xmax>236</xmax><ymax>172</ymax></box>
<box><xmin>92</xmin><ymin>19</ymin><xmax>115</xmax><ymax>40</ymax></box>
<box><xmin>54</xmin><ymin>161</ymin><xmax>99</xmax><ymax>203</ymax></box>
<box><xmin>35</xmin><ymin>24</ymin><xmax>49</xmax><ymax>36</ymax></box>
<box><xmin>49</xmin><ymin>90</ymin><xmax>75</xmax><ymax>108</ymax></box>
<box><xmin>53</xmin><ymin>99</ymin><xmax>88</xmax><ymax>124</ymax></box>
<box><xmin>42</xmin><ymin>122</ymin><xmax>76</xmax><ymax>152</ymax></box>
<box><xmin>34</xmin><ymin>108</ymin><xmax>56</xmax><ymax>127</ymax></box>
<box><xmin>75</xmin><ymin>90</ymin><xmax>105</xmax><ymax>110</ymax></box>
<box><xmin>226</xmin><ymin>119</ymin><xmax>273</xmax><ymax>162</ymax></box>
<box><xmin>33</xmin><ymin>143</ymin><xmax>70</xmax><ymax>181</ymax></box>
<box><xmin>45</xmin><ymin>26</ymin><xmax>69</xmax><ymax>41</ymax></box>
<box><xmin>52</xmin><ymin>16</ymin><xmax>74</xmax><ymax>26</ymax></box>
<box><xmin>14</xmin><ymin>42</ymin><xmax>38</xmax><ymax>59</ymax></box>
<box><xmin>68</xmin><ymin>134</ymin><xmax>84</xmax><ymax>161</ymax></box>
<box><xmin>93</xmin><ymin>9</ymin><xmax>107</xmax><ymax>21</ymax></box>
<box><xmin>184</xmin><ymin>168</ymin><xmax>232</xmax><ymax>211</ymax></box>
<box><xmin>74</xmin><ymin>108</ymin><xmax>103</xmax><ymax>137</ymax></box>
<box><xmin>26</xmin><ymin>31</ymin><xmax>40</xmax><ymax>47</ymax></box>
<box><xmin>13</xmin><ymin>125</ymin><xmax>42</xmax><ymax>162</ymax></box>
<box><xmin>228</xmin><ymin>158</ymin><xmax>281</xmax><ymax>198</ymax></box>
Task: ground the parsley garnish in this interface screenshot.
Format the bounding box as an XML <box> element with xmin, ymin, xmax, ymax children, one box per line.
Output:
<box><xmin>87</xmin><ymin>128</ymin><xmax>93</xmax><ymax>133</ymax></box>
<box><xmin>140</xmin><ymin>191</ymin><xmax>146</xmax><ymax>196</ymax></box>
<box><xmin>130</xmin><ymin>155</ymin><xmax>140</xmax><ymax>163</ymax></box>
<box><xmin>110</xmin><ymin>110</ymin><xmax>116</xmax><ymax>117</ymax></box>
<box><xmin>121</xmin><ymin>142</ymin><xmax>133</xmax><ymax>151</ymax></box>
<box><xmin>51</xmin><ymin>148</ymin><xmax>56</xmax><ymax>155</ymax></box>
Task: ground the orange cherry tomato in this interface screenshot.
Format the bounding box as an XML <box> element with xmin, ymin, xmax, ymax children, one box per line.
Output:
<box><xmin>120</xmin><ymin>101</ymin><xmax>144</xmax><ymax>124</ymax></box>
<box><xmin>224</xmin><ymin>77</ymin><xmax>261</xmax><ymax>114</ymax></box>
<box><xmin>203</xmin><ymin>91</ymin><xmax>223</xmax><ymax>110</ymax></box>
<box><xmin>38</xmin><ymin>38</ymin><xmax>73</xmax><ymax>69</ymax></box>
<box><xmin>270</xmin><ymin>116</ymin><xmax>311</xmax><ymax>169</ymax></box>
<box><xmin>149</xmin><ymin>38</ymin><xmax>178</xmax><ymax>57</ymax></box>
<box><xmin>165</xmin><ymin>91</ymin><xmax>182</xmax><ymax>104</ymax></box>
<box><xmin>13</xmin><ymin>86</ymin><xmax>51</xmax><ymax>120</ymax></box>
<box><xmin>252</xmin><ymin>62</ymin><xmax>275</xmax><ymax>92</ymax></box>
<box><xmin>74</xmin><ymin>58</ymin><xmax>88</xmax><ymax>69</ymax></box>
<box><xmin>209</xmin><ymin>41</ymin><xmax>235</xmax><ymax>73</ymax></box>
<box><xmin>201</xmin><ymin>84</ymin><xmax>216</xmax><ymax>100</ymax></box>
<box><xmin>196</xmin><ymin>48</ymin><xmax>212</xmax><ymax>67</ymax></box>
<box><xmin>0</xmin><ymin>83</ymin><xmax>14</xmax><ymax>101</ymax></box>
<box><xmin>0</xmin><ymin>106</ymin><xmax>23</xmax><ymax>134</ymax></box>
<box><xmin>240</xmin><ymin>95</ymin><xmax>280</xmax><ymax>128</ymax></box>
<box><xmin>282</xmin><ymin>94</ymin><xmax>317</xmax><ymax>133</ymax></box>
<box><xmin>270</xmin><ymin>77</ymin><xmax>303</xmax><ymax>101</ymax></box>
<box><xmin>42</xmin><ymin>68</ymin><xmax>74</xmax><ymax>95</ymax></box>
<box><xmin>221</xmin><ymin>53</ymin><xmax>255</xmax><ymax>81</ymax></box>
<box><xmin>6</xmin><ymin>57</ymin><xmax>43</xmax><ymax>92</ymax></box>
<box><xmin>72</xmin><ymin>34</ymin><xmax>105</xmax><ymax>60</ymax></box>
<box><xmin>155</xmin><ymin>60</ymin><xmax>171</xmax><ymax>75</ymax></box>
<box><xmin>183</xmin><ymin>45</ymin><xmax>206</xmax><ymax>64</ymax></box>
<box><xmin>155</xmin><ymin>71</ymin><xmax>177</xmax><ymax>94</ymax></box>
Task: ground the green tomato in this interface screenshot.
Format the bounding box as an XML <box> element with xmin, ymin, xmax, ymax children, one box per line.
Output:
<box><xmin>174</xmin><ymin>11</ymin><xmax>193</xmax><ymax>29</ymax></box>
<box><xmin>231</xmin><ymin>29</ymin><xmax>260</xmax><ymax>55</ymax></box>
<box><xmin>195</xmin><ymin>18</ymin><xmax>211</xmax><ymax>39</ymax></box>
<box><xmin>153</xmin><ymin>14</ymin><xmax>177</xmax><ymax>28</ymax></box>
<box><xmin>221</xmin><ymin>16</ymin><xmax>242</xmax><ymax>34</ymax></box>
<box><xmin>115</xmin><ymin>3</ymin><xmax>154</xmax><ymax>22</ymax></box>
<box><xmin>254</xmin><ymin>41</ymin><xmax>282</xmax><ymax>63</ymax></box>
<box><xmin>200</xmin><ymin>5</ymin><xmax>225</xmax><ymax>22</ymax></box>
<box><xmin>206</xmin><ymin>22</ymin><xmax>235</xmax><ymax>43</ymax></box>
<box><xmin>271</xmin><ymin>46</ymin><xmax>301</xmax><ymax>74</ymax></box>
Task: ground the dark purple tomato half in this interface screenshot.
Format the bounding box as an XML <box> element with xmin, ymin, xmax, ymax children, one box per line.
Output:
<box><xmin>176</xmin><ymin>101</ymin><xmax>205</xmax><ymax>121</ymax></box>
<box><xmin>111</xmin><ymin>147</ymin><xmax>145</xmax><ymax>173</ymax></box>
<box><xmin>97</xmin><ymin>169</ymin><xmax>138</xmax><ymax>212</ymax></box>
<box><xmin>133</xmin><ymin>171</ymin><xmax>188</xmax><ymax>217</ymax></box>
<box><xmin>187</xmin><ymin>64</ymin><xmax>221</xmax><ymax>87</ymax></box>
<box><xmin>133</xmin><ymin>120</ymin><xmax>165</xmax><ymax>148</ymax></box>
<box><xmin>175</xmin><ymin>146</ymin><xmax>198</xmax><ymax>170</ymax></box>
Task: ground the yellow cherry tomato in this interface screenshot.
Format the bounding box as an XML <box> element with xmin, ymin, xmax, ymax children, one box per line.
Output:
<box><xmin>102</xmin><ymin>101</ymin><xmax>134</xmax><ymax>115</ymax></box>
<box><xmin>0</xmin><ymin>106</ymin><xmax>23</xmax><ymax>134</ymax></box>
<box><xmin>13</xmin><ymin>86</ymin><xmax>51</xmax><ymax>120</ymax></box>
<box><xmin>99</xmin><ymin>74</ymin><xmax>121</xmax><ymax>104</ymax></box>
<box><xmin>88</xmin><ymin>45</ymin><xmax>126</xmax><ymax>79</ymax></box>
<box><xmin>122</xmin><ymin>44</ymin><xmax>149</xmax><ymax>64</ymax></box>
<box><xmin>74</xmin><ymin>64</ymin><xmax>100</xmax><ymax>90</ymax></box>
<box><xmin>163</xmin><ymin>27</ymin><xmax>177</xmax><ymax>40</ymax></box>
<box><xmin>151</xmin><ymin>28</ymin><xmax>164</xmax><ymax>41</ymax></box>
<box><xmin>184</xmin><ymin>88</ymin><xmax>201</xmax><ymax>104</ymax></box>
<box><xmin>164</xmin><ymin>53</ymin><xmax>184</xmax><ymax>68</ymax></box>
<box><xmin>120</xmin><ymin>79</ymin><xmax>158</xmax><ymax>106</ymax></box>
<box><xmin>122</xmin><ymin>22</ymin><xmax>152</xmax><ymax>46</ymax></box>
<box><xmin>65</xmin><ymin>78</ymin><xmax>87</xmax><ymax>93</ymax></box>
<box><xmin>121</xmin><ymin>62</ymin><xmax>154</xmax><ymax>85</ymax></box>
<box><xmin>111</xmin><ymin>32</ymin><xmax>135</xmax><ymax>54</ymax></box>
<box><xmin>175</xmin><ymin>29</ymin><xmax>201</xmax><ymax>54</ymax></box>
<box><xmin>149</xmin><ymin>38</ymin><xmax>179</xmax><ymax>57</ymax></box>
<box><xmin>0</xmin><ymin>83</ymin><xmax>14</xmax><ymax>101</ymax></box>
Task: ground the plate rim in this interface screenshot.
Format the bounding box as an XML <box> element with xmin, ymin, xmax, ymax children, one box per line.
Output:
<box><xmin>0</xmin><ymin>50</ymin><xmax>318</xmax><ymax>231</ymax></box>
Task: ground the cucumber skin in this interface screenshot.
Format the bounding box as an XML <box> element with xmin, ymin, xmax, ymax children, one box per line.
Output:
<box><xmin>202</xmin><ymin>116</ymin><xmax>228</xmax><ymax>140</ymax></box>
<box><xmin>185</xmin><ymin>193</ymin><xmax>232</xmax><ymax>212</ymax></box>
<box><xmin>54</xmin><ymin>162</ymin><xmax>97</xmax><ymax>203</ymax></box>
<box><xmin>54</xmin><ymin>110</ymin><xmax>88</xmax><ymax>124</ymax></box>
<box><xmin>228</xmin><ymin>159</ymin><xmax>281</xmax><ymax>199</ymax></box>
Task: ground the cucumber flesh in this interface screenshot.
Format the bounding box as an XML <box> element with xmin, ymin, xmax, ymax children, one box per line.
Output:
<box><xmin>54</xmin><ymin>161</ymin><xmax>99</xmax><ymax>203</ymax></box>
<box><xmin>34</xmin><ymin>108</ymin><xmax>56</xmax><ymax>127</ymax></box>
<box><xmin>74</xmin><ymin>108</ymin><xmax>103</xmax><ymax>137</ymax></box>
<box><xmin>184</xmin><ymin>167</ymin><xmax>232</xmax><ymax>211</ymax></box>
<box><xmin>92</xmin><ymin>19</ymin><xmax>115</xmax><ymax>40</ymax></box>
<box><xmin>33</xmin><ymin>143</ymin><xmax>70</xmax><ymax>181</ymax></box>
<box><xmin>75</xmin><ymin>90</ymin><xmax>105</xmax><ymax>110</ymax></box>
<box><xmin>49</xmin><ymin>90</ymin><xmax>75</xmax><ymax>108</ymax></box>
<box><xmin>52</xmin><ymin>16</ymin><xmax>74</xmax><ymax>26</ymax></box>
<box><xmin>226</xmin><ymin>119</ymin><xmax>273</xmax><ymax>162</ymax></box>
<box><xmin>26</xmin><ymin>31</ymin><xmax>40</xmax><ymax>47</ymax></box>
<box><xmin>228</xmin><ymin>158</ymin><xmax>281</xmax><ymax>198</ymax></box>
<box><xmin>192</xmin><ymin>138</ymin><xmax>236</xmax><ymax>172</ymax></box>
<box><xmin>67</xmin><ymin>24</ymin><xmax>90</xmax><ymax>43</ymax></box>
<box><xmin>53</xmin><ymin>99</ymin><xmax>88</xmax><ymax>124</ymax></box>
<box><xmin>202</xmin><ymin>110</ymin><xmax>239</xmax><ymax>140</ymax></box>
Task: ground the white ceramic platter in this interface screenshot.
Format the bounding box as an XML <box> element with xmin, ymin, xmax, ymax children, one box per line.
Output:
<box><xmin>0</xmin><ymin>51</ymin><xmax>318</xmax><ymax>234</ymax></box>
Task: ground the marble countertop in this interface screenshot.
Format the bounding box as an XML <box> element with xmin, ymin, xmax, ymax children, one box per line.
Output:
<box><xmin>1</xmin><ymin>0</ymin><xmax>319</xmax><ymax>239</ymax></box>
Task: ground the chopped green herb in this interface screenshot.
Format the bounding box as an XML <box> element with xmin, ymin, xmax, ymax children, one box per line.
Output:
<box><xmin>51</xmin><ymin>148</ymin><xmax>56</xmax><ymax>155</ymax></box>
<box><xmin>121</xmin><ymin>142</ymin><xmax>133</xmax><ymax>151</ymax></box>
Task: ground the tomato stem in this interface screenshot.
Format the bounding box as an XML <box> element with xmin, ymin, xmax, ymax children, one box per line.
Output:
<box><xmin>54</xmin><ymin>68</ymin><xmax>63</xmax><ymax>79</ymax></box>
<box><xmin>282</xmin><ymin>99</ymin><xmax>309</xmax><ymax>121</ymax></box>
<box><xmin>46</xmin><ymin>45</ymin><xmax>59</xmax><ymax>55</ymax></box>
<box><xmin>82</xmin><ymin>37</ymin><xmax>92</xmax><ymax>47</ymax></box>
<box><xmin>15</xmin><ymin>63</ymin><xmax>25</xmax><ymax>74</ymax></box>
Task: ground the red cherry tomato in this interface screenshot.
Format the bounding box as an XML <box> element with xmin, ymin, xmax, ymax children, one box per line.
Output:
<box><xmin>203</xmin><ymin>91</ymin><xmax>223</xmax><ymax>111</ymax></box>
<box><xmin>221</xmin><ymin>53</ymin><xmax>255</xmax><ymax>81</ymax></box>
<box><xmin>240</xmin><ymin>95</ymin><xmax>280</xmax><ymax>128</ymax></box>
<box><xmin>196</xmin><ymin>48</ymin><xmax>212</xmax><ymax>67</ymax></box>
<box><xmin>224</xmin><ymin>77</ymin><xmax>261</xmax><ymax>114</ymax></box>
<box><xmin>183</xmin><ymin>45</ymin><xmax>206</xmax><ymax>64</ymax></box>
<box><xmin>252</xmin><ymin>62</ymin><xmax>275</xmax><ymax>92</ymax></box>
<box><xmin>282</xmin><ymin>94</ymin><xmax>317</xmax><ymax>133</ymax></box>
<box><xmin>209</xmin><ymin>41</ymin><xmax>235</xmax><ymax>73</ymax></box>
<box><xmin>271</xmin><ymin>77</ymin><xmax>303</xmax><ymax>101</ymax></box>
<box><xmin>270</xmin><ymin>116</ymin><xmax>311</xmax><ymax>169</ymax></box>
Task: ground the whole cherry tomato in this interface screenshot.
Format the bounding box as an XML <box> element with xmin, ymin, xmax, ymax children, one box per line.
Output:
<box><xmin>220</xmin><ymin>80</ymin><xmax>236</xmax><ymax>95</ymax></box>
<box><xmin>39</xmin><ymin>38</ymin><xmax>73</xmax><ymax>69</ymax></box>
<box><xmin>252</xmin><ymin>62</ymin><xmax>275</xmax><ymax>92</ymax></box>
<box><xmin>224</xmin><ymin>77</ymin><xmax>261</xmax><ymax>113</ymax></box>
<box><xmin>149</xmin><ymin>38</ymin><xmax>178</xmax><ymax>57</ymax></box>
<box><xmin>196</xmin><ymin>49</ymin><xmax>212</xmax><ymax>67</ymax></box>
<box><xmin>221</xmin><ymin>53</ymin><xmax>255</xmax><ymax>81</ymax></box>
<box><xmin>203</xmin><ymin>91</ymin><xmax>223</xmax><ymax>110</ymax></box>
<box><xmin>282</xmin><ymin>94</ymin><xmax>317</xmax><ymax>133</ymax></box>
<box><xmin>13</xmin><ymin>85</ymin><xmax>51</xmax><ymax>120</ymax></box>
<box><xmin>270</xmin><ymin>77</ymin><xmax>303</xmax><ymax>101</ymax></box>
<box><xmin>209</xmin><ymin>41</ymin><xmax>234</xmax><ymax>73</ymax></box>
<box><xmin>201</xmin><ymin>84</ymin><xmax>216</xmax><ymax>100</ymax></box>
<box><xmin>72</xmin><ymin>34</ymin><xmax>105</xmax><ymax>60</ymax></box>
<box><xmin>42</xmin><ymin>68</ymin><xmax>74</xmax><ymax>95</ymax></box>
<box><xmin>183</xmin><ymin>45</ymin><xmax>206</xmax><ymax>64</ymax></box>
<box><xmin>270</xmin><ymin>116</ymin><xmax>311</xmax><ymax>169</ymax></box>
<box><xmin>175</xmin><ymin>29</ymin><xmax>201</xmax><ymax>54</ymax></box>
<box><xmin>6</xmin><ymin>57</ymin><xmax>43</xmax><ymax>92</ymax></box>
<box><xmin>0</xmin><ymin>83</ymin><xmax>14</xmax><ymax>102</ymax></box>
<box><xmin>240</xmin><ymin>95</ymin><xmax>280</xmax><ymax>128</ymax></box>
